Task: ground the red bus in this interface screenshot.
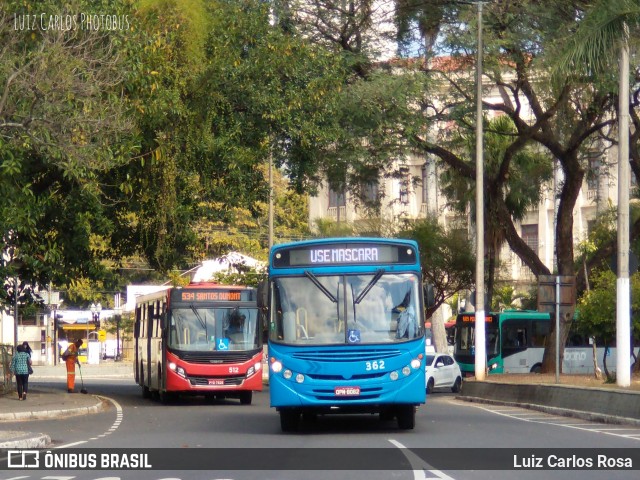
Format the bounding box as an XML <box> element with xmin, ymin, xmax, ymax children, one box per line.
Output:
<box><xmin>134</xmin><ymin>283</ymin><xmax>264</xmax><ymax>404</ymax></box>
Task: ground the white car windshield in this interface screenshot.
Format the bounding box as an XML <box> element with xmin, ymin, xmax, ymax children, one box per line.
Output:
<box><xmin>270</xmin><ymin>272</ymin><xmax>423</xmax><ymax>345</ymax></box>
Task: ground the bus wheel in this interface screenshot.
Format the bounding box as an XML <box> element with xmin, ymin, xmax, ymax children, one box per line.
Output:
<box><xmin>397</xmin><ymin>406</ymin><xmax>415</xmax><ymax>430</ymax></box>
<box><xmin>239</xmin><ymin>391</ymin><xmax>252</xmax><ymax>405</ymax></box>
<box><xmin>280</xmin><ymin>409</ymin><xmax>300</xmax><ymax>432</ymax></box>
<box><xmin>140</xmin><ymin>366</ymin><xmax>151</xmax><ymax>399</ymax></box>
<box><xmin>379</xmin><ymin>409</ymin><xmax>395</xmax><ymax>422</ymax></box>
<box><xmin>159</xmin><ymin>390</ymin><xmax>176</xmax><ymax>404</ymax></box>
<box><xmin>451</xmin><ymin>377</ymin><xmax>462</xmax><ymax>393</ymax></box>
<box><xmin>530</xmin><ymin>364</ymin><xmax>542</xmax><ymax>374</ymax></box>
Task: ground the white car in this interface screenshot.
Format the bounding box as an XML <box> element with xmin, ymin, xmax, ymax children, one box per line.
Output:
<box><xmin>425</xmin><ymin>353</ymin><xmax>462</xmax><ymax>394</ymax></box>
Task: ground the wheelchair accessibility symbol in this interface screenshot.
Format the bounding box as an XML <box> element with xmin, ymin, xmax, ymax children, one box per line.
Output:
<box><xmin>218</xmin><ymin>338</ymin><xmax>230</xmax><ymax>350</ymax></box>
<box><xmin>347</xmin><ymin>329</ymin><xmax>361</xmax><ymax>344</ymax></box>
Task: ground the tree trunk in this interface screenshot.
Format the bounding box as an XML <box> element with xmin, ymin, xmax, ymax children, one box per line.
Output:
<box><xmin>430</xmin><ymin>307</ymin><xmax>448</xmax><ymax>353</ymax></box>
<box><xmin>592</xmin><ymin>337</ymin><xmax>602</xmax><ymax>380</ymax></box>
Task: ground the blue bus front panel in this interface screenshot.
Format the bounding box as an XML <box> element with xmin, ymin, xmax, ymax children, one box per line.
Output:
<box><xmin>268</xmin><ymin>341</ymin><xmax>426</xmax><ymax>408</ymax></box>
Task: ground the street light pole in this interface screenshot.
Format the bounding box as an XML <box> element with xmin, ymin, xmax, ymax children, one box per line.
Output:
<box><xmin>616</xmin><ymin>24</ymin><xmax>631</xmax><ymax>388</ymax></box>
<box><xmin>474</xmin><ymin>1</ymin><xmax>486</xmax><ymax>381</ymax></box>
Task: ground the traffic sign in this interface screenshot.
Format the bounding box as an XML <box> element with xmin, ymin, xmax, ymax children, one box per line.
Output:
<box><xmin>98</xmin><ymin>329</ymin><xmax>107</xmax><ymax>342</ymax></box>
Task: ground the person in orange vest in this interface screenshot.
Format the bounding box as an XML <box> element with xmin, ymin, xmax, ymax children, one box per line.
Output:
<box><xmin>63</xmin><ymin>339</ymin><xmax>83</xmax><ymax>393</ymax></box>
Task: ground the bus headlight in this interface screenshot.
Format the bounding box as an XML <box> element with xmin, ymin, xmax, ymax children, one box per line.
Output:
<box><xmin>295</xmin><ymin>374</ymin><xmax>305</xmax><ymax>383</ymax></box>
<box><xmin>271</xmin><ymin>360</ymin><xmax>283</xmax><ymax>373</ymax></box>
<box><xmin>283</xmin><ymin>369</ymin><xmax>293</xmax><ymax>379</ymax></box>
<box><xmin>169</xmin><ymin>363</ymin><xmax>186</xmax><ymax>378</ymax></box>
<box><xmin>255</xmin><ymin>361</ymin><xmax>263</xmax><ymax>372</ymax></box>
<box><xmin>410</xmin><ymin>359</ymin><xmax>421</xmax><ymax>369</ymax></box>
<box><xmin>247</xmin><ymin>366</ymin><xmax>255</xmax><ymax>376</ymax></box>
<box><xmin>489</xmin><ymin>362</ymin><xmax>499</xmax><ymax>371</ymax></box>
<box><xmin>390</xmin><ymin>371</ymin><xmax>399</xmax><ymax>381</ymax></box>
<box><xmin>402</xmin><ymin>366</ymin><xmax>411</xmax><ymax>376</ymax></box>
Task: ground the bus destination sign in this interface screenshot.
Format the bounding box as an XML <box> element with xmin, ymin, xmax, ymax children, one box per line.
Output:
<box><xmin>273</xmin><ymin>243</ymin><xmax>416</xmax><ymax>267</ymax></box>
<box><xmin>172</xmin><ymin>289</ymin><xmax>254</xmax><ymax>304</ymax></box>
<box><xmin>460</xmin><ymin>314</ymin><xmax>493</xmax><ymax>323</ymax></box>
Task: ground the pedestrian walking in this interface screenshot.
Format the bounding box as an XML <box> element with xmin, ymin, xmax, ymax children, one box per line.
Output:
<box><xmin>22</xmin><ymin>341</ymin><xmax>33</xmax><ymax>357</ymax></box>
<box><xmin>10</xmin><ymin>344</ymin><xmax>32</xmax><ymax>400</ymax></box>
<box><xmin>62</xmin><ymin>339</ymin><xmax>83</xmax><ymax>393</ymax></box>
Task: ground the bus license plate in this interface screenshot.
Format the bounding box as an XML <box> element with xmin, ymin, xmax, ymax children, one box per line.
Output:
<box><xmin>208</xmin><ymin>379</ymin><xmax>224</xmax><ymax>385</ymax></box>
<box><xmin>334</xmin><ymin>386</ymin><xmax>360</xmax><ymax>396</ymax></box>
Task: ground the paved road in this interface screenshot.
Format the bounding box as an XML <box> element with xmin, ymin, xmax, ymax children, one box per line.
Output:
<box><xmin>1</xmin><ymin>372</ymin><xmax>639</xmax><ymax>480</ymax></box>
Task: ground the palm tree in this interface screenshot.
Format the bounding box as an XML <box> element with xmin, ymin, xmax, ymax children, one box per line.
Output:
<box><xmin>554</xmin><ymin>0</ymin><xmax>640</xmax><ymax>387</ymax></box>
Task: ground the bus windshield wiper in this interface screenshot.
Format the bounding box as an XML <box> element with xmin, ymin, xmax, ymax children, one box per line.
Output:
<box><xmin>304</xmin><ymin>271</ymin><xmax>337</xmax><ymax>303</ymax></box>
<box><xmin>190</xmin><ymin>304</ymin><xmax>207</xmax><ymax>330</ymax></box>
<box><xmin>354</xmin><ymin>269</ymin><xmax>384</xmax><ymax>304</ymax></box>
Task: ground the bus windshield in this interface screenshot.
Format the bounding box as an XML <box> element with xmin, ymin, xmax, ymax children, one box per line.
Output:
<box><xmin>270</xmin><ymin>272</ymin><xmax>423</xmax><ymax>345</ymax></box>
<box><xmin>169</xmin><ymin>306</ymin><xmax>260</xmax><ymax>352</ymax></box>
<box><xmin>455</xmin><ymin>319</ymin><xmax>500</xmax><ymax>360</ymax></box>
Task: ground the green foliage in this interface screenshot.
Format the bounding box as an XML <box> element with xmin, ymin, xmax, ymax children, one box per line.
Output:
<box><xmin>576</xmin><ymin>269</ymin><xmax>640</xmax><ymax>345</ymax></box>
<box><xmin>0</xmin><ymin>0</ymin><xmax>137</xmax><ymax>308</ymax></box>
<box><xmin>491</xmin><ymin>285</ymin><xmax>526</xmax><ymax>311</ymax></box>
<box><xmin>399</xmin><ymin>216</ymin><xmax>475</xmax><ymax>318</ymax></box>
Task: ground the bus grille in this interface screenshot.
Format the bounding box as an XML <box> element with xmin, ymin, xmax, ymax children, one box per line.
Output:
<box><xmin>177</xmin><ymin>350</ymin><xmax>257</xmax><ymax>364</ymax></box>
<box><xmin>189</xmin><ymin>375</ymin><xmax>244</xmax><ymax>386</ymax></box>
<box><xmin>291</xmin><ymin>349</ymin><xmax>402</xmax><ymax>362</ymax></box>
<box><xmin>305</xmin><ymin>371</ymin><xmax>388</xmax><ymax>381</ymax></box>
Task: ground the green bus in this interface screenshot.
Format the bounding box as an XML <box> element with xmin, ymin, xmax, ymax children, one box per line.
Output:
<box><xmin>453</xmin><ymin>310</ymin><xmax>591</xmax><ymax>375</ymax></box>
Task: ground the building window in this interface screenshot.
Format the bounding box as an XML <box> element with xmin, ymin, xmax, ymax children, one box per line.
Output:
<box><xmin>329</xmin><ymin>188</ymin><xmax>345</xmax><ymax>208</ymax></box>
<box><xmin>399</xmin><ymin>166</ymin><xmax>410</xmax><ymax>205</ymax></box>
<box><xmin>586</xmin><ymin>152</ymin><xmax>600</xmax><ymax>191</ymax></box>
<box><xmin>362</xmin><ymin>181</ymin><xmax>378</xmax><ymax>204</ymax></box>
<box><xmin>421</xmin><ymin>165</ymin><xmax>428</xmax><ymax>204</ymax></box>
<box><xmin>521</xmin><ymin>224</ymin><xmax>538</xmax><ymax>265</ymax></box>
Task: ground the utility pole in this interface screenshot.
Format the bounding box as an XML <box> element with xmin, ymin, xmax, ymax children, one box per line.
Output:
<box><xmin>616</xmin><ymin>25</ymin><xmax>631</xmax><ymax>388</ymax></box>
<box><xmin>474</xmin><ymin>1</ymin><xmax>486</xmax><ymax>380</ymax></box>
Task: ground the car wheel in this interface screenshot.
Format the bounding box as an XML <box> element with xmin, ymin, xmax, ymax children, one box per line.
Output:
<box><xmin>426</xmin><ymin>378</ymin><xmax>435</xmax><ymax>394</ymax></box>
<box><xmin>451</xmin><ymin>377</ymin><xmax>462</xmax><ymax>393</ymax></box>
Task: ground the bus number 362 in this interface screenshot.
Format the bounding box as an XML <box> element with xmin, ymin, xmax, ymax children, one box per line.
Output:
<box><xmin>365</xmin><ymin>360</ymin><xmax>385</xmax><ymax>371</ymax></box>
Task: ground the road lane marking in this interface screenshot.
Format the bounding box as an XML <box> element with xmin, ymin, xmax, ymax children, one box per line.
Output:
<box><xmin>389</xmin><ymin>439</ymin><xmax>456</xmax><ymax>480</ymax></box>
<box><xmin>57</xmin><ymin>396</ymin><xmax>123</xmax><ymax>449</ymax></box>
<box><xmin>465</xmin><ymin>402</ymin><xmax>640</xmax><ymax>442</ymax></box>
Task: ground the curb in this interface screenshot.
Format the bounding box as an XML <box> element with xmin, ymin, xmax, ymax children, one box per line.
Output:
<box><xmin>459</xmin><ymin>395</ymin><xmax>640</xmax><ymax>427</ymax></box>
<box><xmin>459</xmin><ymin>381</ymin><xmax>640</xmax><ymax>426</ymax></box>
<box><xmin>0</xmin><ymin>431</ymin><xmax>51</xmax><ymax>448</ymax></box>
<box><xmin>0</xmin><ymin>397</ymin><xmax>108</xmax><ymax>422</ymax></box>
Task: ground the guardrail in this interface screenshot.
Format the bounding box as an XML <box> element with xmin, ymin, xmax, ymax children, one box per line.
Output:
<box><xmin>0</xmin><ymin>344</ymin><xmax>15</xmax><ymax>396</ymax></box>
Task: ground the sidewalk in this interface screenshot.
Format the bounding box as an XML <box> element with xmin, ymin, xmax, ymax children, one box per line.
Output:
<box><xmin>0</xmin><ymin>361</ymin><xmax>132</xmax><ymax>448</ymax></box>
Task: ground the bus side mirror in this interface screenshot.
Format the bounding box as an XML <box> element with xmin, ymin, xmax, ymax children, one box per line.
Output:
<box><xmin>424</xmin><ymin>284</ymin><xmax>435</xmax><ymax>308</ymax></box>
<box><xmin>257</xmin><ymin>280</ymin><xmax>268</xmax><ymax>311</ymax></box>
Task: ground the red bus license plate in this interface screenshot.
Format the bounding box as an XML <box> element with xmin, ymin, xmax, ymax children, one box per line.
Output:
<box><xmin>208</xmin><ymin>379</ymin><xmax>224</xmax><ymax>385</ymax></box>
<box><xmin>334</xmin><ymin>386</ymin><xmax>360</xmax><ymax>396</ymax></box>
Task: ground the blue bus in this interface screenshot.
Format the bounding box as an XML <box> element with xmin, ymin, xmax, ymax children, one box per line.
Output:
<box><xmin>264</xmin><ymin>237</ymin><xmax>426</xmax><ymax>431</ymax></box>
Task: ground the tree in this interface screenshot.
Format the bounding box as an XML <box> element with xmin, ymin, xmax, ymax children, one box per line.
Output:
<box><xmin>439</xmin><ymin>115</ymin><xmax>552</xmax><ymax>307</ymax></box>
<box><xmin>0</xmin><ymin>0</ymin><xmax>136</xmax><ymax>310</ymax></box>
<box><xmin>400</xmin><ymin>216</ymin><xmax>475</xmax><ymax>352</ymax></box>
<box><xmin>576</xmin><ymin>269</ymin><xmax>640</xmax><ymax>379</ymax></box>
<box><xmin>398</xmin><ymin>1</ymin><xmax>636</xmax><ymax>373</ymax></box>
